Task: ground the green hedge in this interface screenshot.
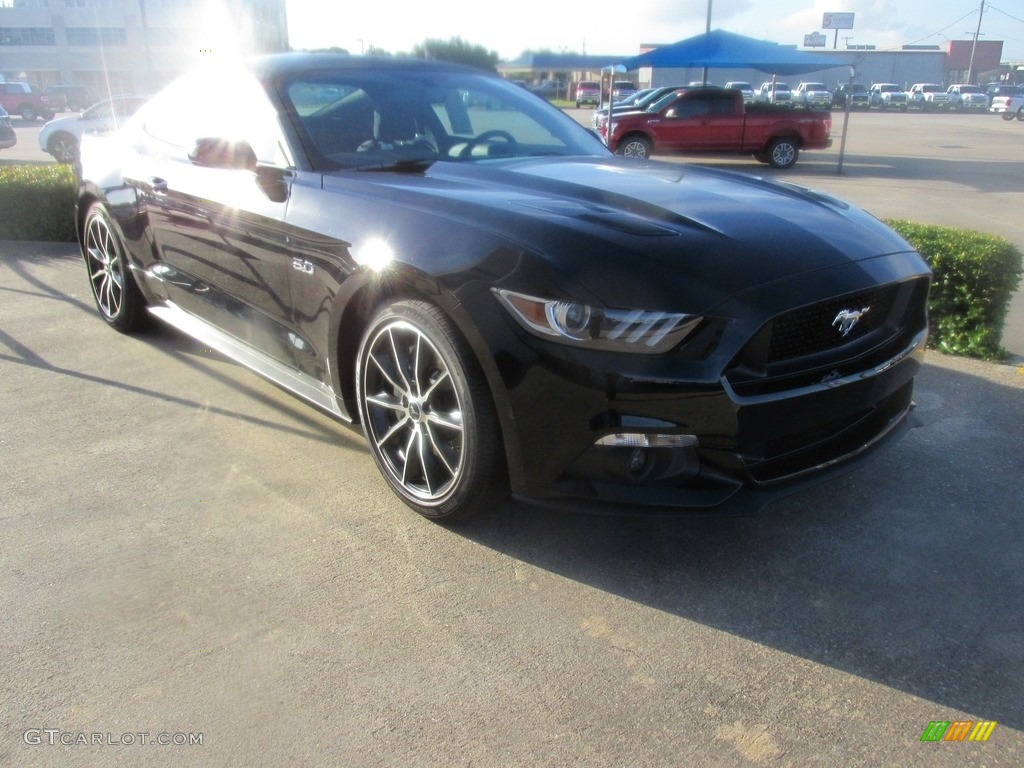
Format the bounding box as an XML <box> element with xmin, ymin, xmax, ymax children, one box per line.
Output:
<box><xmin>886</xmin><ymin>219</ymin><xmax>1023</xmax><ymax>360</ymax></box>
<box><xmin>0</xmin><ymin>164</ymin><xmax>77</xmax><ymax>242</ymax></box>
<box><xmin>0</xmin><ymin>165</ymin><xmax>1020</xmax><ymax>360</ymax></box>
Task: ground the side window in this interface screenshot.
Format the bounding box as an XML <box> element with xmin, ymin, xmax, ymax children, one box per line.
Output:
<box><xmin>143</xmin><ymin>68</ymin><xmax>288</xmax><ymax>166</ymax></box>
<box><xmin>665</xmin><ymin>96</ymin><xmax>708</xmax><ymax>119</ymax></box>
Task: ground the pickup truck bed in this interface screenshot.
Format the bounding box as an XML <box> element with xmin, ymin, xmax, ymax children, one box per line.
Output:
<box><xmin>601</xmin><ymin>86</ymin><xmax>832</xmax><ymax>169</ymax></box>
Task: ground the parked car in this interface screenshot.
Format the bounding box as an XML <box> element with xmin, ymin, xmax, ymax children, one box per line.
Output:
<box><xmin>592</xmin><ymin>86</ymin><xmax>680</xmax><ymax>129</ymax></box>
<box><xmin>832</xmin><ymin>83</ymin><xmax>871</xmax><ymax>110</ymax></box>
<box><xmin>724</xmin><ymin>81</ymin><xmax>755</xmax><ymax>104</ymax></box>
<box><xmin>611</xmin><ymin>80</ymin><xmax>638</xmax><ymax>102</ymax></box>
<box><xmin>754</xmin><ymin>82</ymin><xmax>792</xmax><ymax>106</ymax></box>
<box><xmin>0</xmin><ymin>82</ymin><xmax>60</xmax><ymax>121</ymax></box>
<box><xmin>604</xmin><ymin>86</ymin><xmax>832</xmax><ymax>168</ymax></box>
<box><xmin>990</xmin><ymin>94</ymin><xmax>1024</xmax><ymax>120</ymax></box>
<box><xmin>42</xmin><ymin>84</ymin><xmax>99</xmax><ymax>112</ymax></box>
<box><xmin>76</xmin><ymin>54</ymin><xmax>929</xmax><ymax>521</ymax></box>
<box><xmin>39</xmin><ymin>95</ymin><xmax>149</xmax><ymax>162</ymax></box>
<box><xmin>945</xmin><ymin>84</ymin><xmax>988</xmax><ymax>111</ymax></box>
<box><xmin>793</xmin><ymin>82</ymin><xmax>832</xmax><ymax>109</ymax></box>
<box><xmin>983</xmin><ymin>83</ymin><xmax>1022</xmax><ymax>106</ymax></box>
<box><xmin>869</xmin><ymin>84</ymin><xmax>908</xmax><ymax>111</ymax></box>
<box><xmin>905</xmin><ymin>83</ymin><xmax>950</xmax><ymax>111</ymax></box>
<box><xmin>575</xmin><ymin>80</ymin><xmax>600</xmax><ymax>108</ymax></box>
<box><xmin>0</xmin><ymin>105</ymin><xmax>16</xmax><ymax>150</ymax></box>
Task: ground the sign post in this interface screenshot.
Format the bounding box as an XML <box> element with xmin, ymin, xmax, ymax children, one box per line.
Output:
<box><xmin>822</xmin><ymin>12</ymin><xmax>855</xmax><ymax>50</ymax></box>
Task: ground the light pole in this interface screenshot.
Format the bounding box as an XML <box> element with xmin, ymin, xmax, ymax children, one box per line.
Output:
<box><xmin>967</xmin><ymin>1</ymin><xmax>985</xmax><ymax>84</ymax></box>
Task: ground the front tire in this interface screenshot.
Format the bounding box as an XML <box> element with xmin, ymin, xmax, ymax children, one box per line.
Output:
<box><xmin>82</xmin><ymin>204</ymin><xmax>148</xmax><ymax>332</ymax></box>
<box><xmin>19</xmin><ymin>105</ymin><xmax>36</xmax><ymax>122</ymax></box>
<box><xmin>1017</xmin><ymin>107</ymin><xmax>1024</xmax><ymax>122</ymax></box>
<box><xmin>616</xmin><ymin>134</ymin><xmax>652</xmax><ymax>159</ymax></box>
<box><xmin>1002</xmin><ymin>110</ymin><xmax>1014</xmax><ymax>121</ymax></box>
<box><xmin>766</xmin><ymin>137</ymin><xmax>799</xmax><ymax>169</ymax></box>
<box><xmin>357</xmin><ymin>300</ymin><xmax>507</xmax><ymax>522</ymax></box>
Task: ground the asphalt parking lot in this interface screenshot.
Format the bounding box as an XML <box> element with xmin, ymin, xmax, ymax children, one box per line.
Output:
<box><xmin>2</xmin><ymin>110</ymin><xmax>1023</xmax><ymax>766</ymax></box>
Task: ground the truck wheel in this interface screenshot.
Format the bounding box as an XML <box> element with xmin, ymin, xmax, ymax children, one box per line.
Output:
<box><xmin>19</xmin><ymin>105</ymin><xmax>36</xmax><ymax>122</ymax></box>
<box><xmin>767</xmin><ymin>138</ymin><xmax>799</xmax><ymax>169</ymax></box>
<box><xmin>1001</xmin><ymin>111</ymin><xmax>1014</xmax><ymax>121</ymax></box>
<box><xmin>617</xmin><ymin>135</ymin><xmax>652</xmax><ymax>159</ymax></box>
<box><xmin>752</xmin><ymin>152</ymin><xmax>769</xmax><ymax>164</ymax></box>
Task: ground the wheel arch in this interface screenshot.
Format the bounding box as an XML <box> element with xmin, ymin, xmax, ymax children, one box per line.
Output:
<box><xmin>615</xmin><ymin>130</ymin><xmax>652</xmax><ymax>153</ymax></box>
<box><xmin>331</xmin><ymin>267</ymin><xmax>526</xmax><ymax>492</ymax></box>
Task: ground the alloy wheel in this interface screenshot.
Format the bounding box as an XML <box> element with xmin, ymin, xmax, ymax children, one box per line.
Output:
<box><xmin>361</xmin><ymin>319</ymin><xmax>465</xmax><ymax>502</ymax></box>
<box><xmin>84</xmin><ymin>212</ymin><xmax>125</xmax><ymax>319</ymax></box>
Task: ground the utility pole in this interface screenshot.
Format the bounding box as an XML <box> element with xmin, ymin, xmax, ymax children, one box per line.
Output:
<box><xmin>701</xmin><ymin>0</ymin><xmax>713</xmax><ymax>85</ymax></box>
<box><xmin>967</xmin><ymin>0</ymin><xmax>985</xmax><ymax>84</ymax></box>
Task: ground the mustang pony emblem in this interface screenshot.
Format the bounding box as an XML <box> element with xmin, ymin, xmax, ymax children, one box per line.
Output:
<box><xmin>832</xmin><ymin>306</ymin><xmax>871</xmax><ymax>337</ymax></box>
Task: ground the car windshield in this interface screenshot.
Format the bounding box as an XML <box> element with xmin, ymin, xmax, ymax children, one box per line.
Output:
<box><xmin>282</xmin><ymin>67</ymin><xmax>608</xmax><ymax>171</ymax></box>
<box><xmin>959</xmin><ymin>85</ymin><xmax>983</xmax><ymax>94</ymax></box>
<box><xmin>727</xmin><ymin>83</ymin><xmax>751</xmax><ymax>90</ymax></box>
<box><xmin>804</xmin><ymin>83</ymin><xmax>826</xmax><ymax>90</ymax></box>
<box><xmin>922</xmin><ymin>85</ymin><xmax>943</xmax><ymax>93</ymax></box>
<box><xmin>878</xmin><ymin>85</ymin><xmax>899</xmax><ymax>92</ymax></box>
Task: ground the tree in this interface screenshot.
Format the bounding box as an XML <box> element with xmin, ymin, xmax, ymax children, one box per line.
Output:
<box><xmin>411</xmin><ymin>37</ymin><xmax>499</xmax><ymax>72</ymax></box>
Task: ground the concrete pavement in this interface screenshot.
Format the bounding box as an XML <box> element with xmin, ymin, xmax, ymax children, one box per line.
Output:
<box><xmin>1</xmin><ymin>236</ymin><xmax>1023</xmax><ymax>767</ymax></box>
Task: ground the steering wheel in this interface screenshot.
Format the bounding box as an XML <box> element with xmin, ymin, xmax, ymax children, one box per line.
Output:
<box><xmin>458</xmin><ymin>130</ymin><xmax>517</xmax><ymax>158</ymax></box>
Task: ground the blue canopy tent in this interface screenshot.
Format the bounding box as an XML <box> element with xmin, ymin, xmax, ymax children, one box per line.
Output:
<box><xmin>616</xmin><ymin>28</ymin><xmax>852</xmax><ymax>76</ymax></box>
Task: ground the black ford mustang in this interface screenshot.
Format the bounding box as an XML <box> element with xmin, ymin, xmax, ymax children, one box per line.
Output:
<box><xmin>76</xmin><ymin>54</ymin><xmax>930</xmax><ymax>521</ymax></box>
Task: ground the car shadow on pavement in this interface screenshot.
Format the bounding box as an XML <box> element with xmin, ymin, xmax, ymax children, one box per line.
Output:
<box><xmin>453</xmin><ymin>357</ymin><xmax>1024</xmax><ymax>730</ymax></box>
<box><xmin>0</xmin><ymin>241</ymin><xmax>360</xmax><ymax>448</ymax></box>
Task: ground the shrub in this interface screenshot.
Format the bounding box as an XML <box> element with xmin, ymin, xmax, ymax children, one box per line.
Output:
<box><xmin>886</xmin><ymin>219</ymin><xmax>1023</xmax><ymax>360</ymax></box>
<box><xmin>0</xmin><ymin>164</ymin><xmax>77</xmax><ymax>242</ymax></box>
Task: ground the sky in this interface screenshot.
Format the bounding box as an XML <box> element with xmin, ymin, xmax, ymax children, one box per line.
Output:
<box><xmin>285</xmin><ymin>0</ymin><xmax>1024</xmax><ymax>63</ymax></box>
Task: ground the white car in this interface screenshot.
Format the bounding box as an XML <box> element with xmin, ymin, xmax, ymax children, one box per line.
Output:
<box><xmin>945</xmin><ymin>84</ymin><xmax>988</xmax><ymax>112</ymax></box>
<box><xmin>906</xmin><ymin>84</ymin><xmax>950</xmax><ymax>111</ymax></box>
<box><xmin>793</xmin><ymin>82</ymin><xmax>832</xmax><ymax>109</ymax></box>
<box><xmin>869</xmin><ymin>84</ymin><xmax>908</xmax><ymax>111</ymax></box>
<box><xmin>724</xmin><ymin>81</ymin><xmax>754</xmax><ymax>104</ymax></box>
<box><xmin>991</xmin><ymin>94</ymin><xmax>1024</xmax><ymax>120</ymax></box>
<box><xmin>754</xmin><ymin>82</ymin><xmax>792</xmax><ymax>106</ymax></box>
<box><xmin>38</xmin><ymin>95</ymin><xmax>148</xmax><ymax>162</ymax></box>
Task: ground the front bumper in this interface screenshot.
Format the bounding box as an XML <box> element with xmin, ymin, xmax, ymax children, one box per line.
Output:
<box><xmin>472</xmin><ymin>262</ymin><xmax>930</xmax><ymax>514</ymax></box>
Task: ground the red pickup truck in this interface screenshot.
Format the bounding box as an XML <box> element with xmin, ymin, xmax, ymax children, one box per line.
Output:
<box><xmin>601</xmin><ymin>86</ymin><xmax>832</xmax><ymax>169</ymax></box>
<box><xmin>0</xmin><ymin>82</ymin><xmax>62</xmax><ymax>122</ymax></box>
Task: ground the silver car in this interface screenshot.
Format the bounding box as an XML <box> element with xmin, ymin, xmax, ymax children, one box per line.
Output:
<box><xmin>38</xmin><ymin>95</ymin><xmax>148</xmax><ymax>163</ymax></box>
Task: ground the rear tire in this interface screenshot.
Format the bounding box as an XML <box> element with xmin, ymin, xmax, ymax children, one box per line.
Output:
<box><xmin>766</xmin><ymin>137</ymin><xmax>799</xmax><ymax>169</ymax></box>
<box><xmin>356</xmin><ymin>300</ymin><xmax>508</xmax><ymax>522</ymax></box>
<box><xmin>19</xmin><ymin>105</ymin><xmax>36</xmax><ymax>122</ymax></box>
<box><xmin>48</xmin><ymin>132</ymin><xmax>78</xmax><ymax>163</ymax></box>
<box><xmin>82</xmin><ymin>204</ymin><xmax>148</xmax><ymax>333</ymax></box>
<box><xmin>1017</xmin><ymin>108</ymin><xmax>1024</xmax><ymax>122</ymax></box>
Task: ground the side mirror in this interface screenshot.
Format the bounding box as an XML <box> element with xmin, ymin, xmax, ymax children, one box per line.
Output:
<box><xmin>188</xmin><ymin>137</ymin><xmax>258</xmax><ymax>171</ymax></box>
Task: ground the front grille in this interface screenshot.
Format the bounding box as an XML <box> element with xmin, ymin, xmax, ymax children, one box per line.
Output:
<box><xmin>725</xmin><ymin>278</ymin><xmax>929</xmax><ymax>397</ymax></box>
<box><xmin>767</xmin><ymin>284</ymin><xmax>900</xmax><ymax>363</ymax></box>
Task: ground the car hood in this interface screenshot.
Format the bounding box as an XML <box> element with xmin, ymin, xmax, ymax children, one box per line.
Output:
<box><xmin>323</xmin><ymin>156</ymin><xmax>916</xmax><ymax>312</ymax></box>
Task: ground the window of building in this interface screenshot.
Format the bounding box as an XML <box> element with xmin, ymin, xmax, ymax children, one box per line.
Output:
<box><xmin>66</xmin><ymin>27</ymin><xmax>128</xmax><ymax>47</ymax></box>
<box><xmin>0</xmin><ymin>28</ymin><xmax>56</xmax><ymax>46</ymax></box>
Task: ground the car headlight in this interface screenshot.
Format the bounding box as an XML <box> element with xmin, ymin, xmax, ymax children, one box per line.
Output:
<box><xmin>493</xmin><ymin>289</ymin><xmax>702</xmax><ymax>353</ymax></box>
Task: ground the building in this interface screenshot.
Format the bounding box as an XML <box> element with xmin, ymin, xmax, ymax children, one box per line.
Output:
<box><xmin>0</xmin><ymin>0</ymin><xmax>288</xmax><ymax>98</ymax></box>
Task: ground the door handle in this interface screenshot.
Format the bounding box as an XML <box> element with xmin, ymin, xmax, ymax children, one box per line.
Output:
<box><xmin>150</xmin><ymin>177</ymin><xmax>168</xmax><ymax>193</ymax></box>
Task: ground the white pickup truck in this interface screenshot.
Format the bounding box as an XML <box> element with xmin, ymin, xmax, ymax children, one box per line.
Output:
<box><xmin>991</xmin><ymin>94</ymin><xmax>1024</xmax><ymax>120</ymax></box>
